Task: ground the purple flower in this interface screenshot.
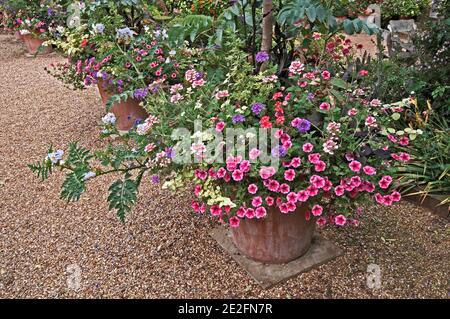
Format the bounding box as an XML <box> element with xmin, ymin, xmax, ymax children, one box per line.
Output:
<box><xmin>255</xmin><ymin>51</ymin><xmax>270</xmax><ymax>63</ymax></box>
<box><xmin>271</xmin><ymin>145</ymin><xmax>287</xmax><ymax>158</ymax></box>
<box><xmin>133</xmin><ymin>88</ymin><xmax>148</xmax><ymax>100</ymax></box>
<box><xmin>307</xmin><ymin>92</ymin><xmax>315</xmax><ymax>101</ymax></box>
<box><xmin>251</xmin><ymin>103</ymin><xmax>266</xmax><ymax>115</ymax></box>
<box><xmin>296</xmin><ymin>118</ymin><xmax>311</xmax><ymax>133</ymax></box>
<box><xmin>232</xmin><ymin>114</ymin><xmax>245</xmax><ymax>124</ymax></box>
<box><xmin>165</xmin><ymin>147</ymin><xmax>175</xmax><ymax>159</ymax></box>
<box><xmin>151</xmin><ymin>175</ymin><xmax>160</xmax><ymax>184</ymax></box>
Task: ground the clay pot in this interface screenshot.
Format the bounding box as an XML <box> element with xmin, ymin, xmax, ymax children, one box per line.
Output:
<box><xmin>22</xmin><ymin>34</ymin><xmax>52</xmax><ymax>55</ymax></box>
<box><xmin>97</xmin><ymin>80</ymin><xmax>148</xmax><ymax>131</ymax></box>
<box><xmin>231</xmin><ymin>203</ymin><xmax>315</xmax><ymax>264</ymax></box>
<box><xmin>14</xmin><ymin>31</ymin><xmax>23</xmax><ymax>41</ymax></box>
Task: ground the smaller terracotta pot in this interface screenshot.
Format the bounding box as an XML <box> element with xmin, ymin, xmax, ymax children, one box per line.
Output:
<box><xmin>22</xmin><ymin>34</ymin><xmax>52</xmax><ymax>55</ymax></box>
<box><xmin>14</xmin><ymin>31</ymin><xmax>23</xmax><ymax>41</ymax></box>
<box><xmin>97</xmin><ymin>80</ymin><xmax>148</xmax><ymax>131</ymax></box>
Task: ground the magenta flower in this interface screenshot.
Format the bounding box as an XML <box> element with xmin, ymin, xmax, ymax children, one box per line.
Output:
<box><xmin>334</xmin><ymin>215</ymin><xmax>347</xmax><ymax>226</ymax></box>
<box><xmin>248</xmin><ymin>184</ymin><xmax>258</xmax><ymax>194</ymax></box>
<box><xmin>229</xmin><ymin>216</ymin><xmax>240</xmax><ymax>228</ymax></box>
<box><xmin>349</xmin><ymin>160</ymin><xmax>362</xmax><ymax>172</ymax></box>
<box><xmin>255</xmin><ymin>207</ymin><xmax>267</xmax><ymax>218</ymax></box>
<box><xmin>284</xmin><ymin>169</ymin><xmax>296</xmax><ymax>181</ymax></box>
<box><xmin>311</xmin><ymin>204</ymin><xmax>323</xmax><ymax>217</ymax></box>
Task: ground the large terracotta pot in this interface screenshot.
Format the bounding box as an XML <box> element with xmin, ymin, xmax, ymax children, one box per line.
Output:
<box><xmin>22</xmin><ymin>34</ymin><xmax>52</xmax><ymax>55</ymax></box>
<box><xmin>232</xmin><ymin>203</ymin><xmax>315</xmax><ymax>264</ymax></box>
<box><xmin>97</xmin><ymin>80</ymin><xmax>148</xmax><ymax>131</ymax></box>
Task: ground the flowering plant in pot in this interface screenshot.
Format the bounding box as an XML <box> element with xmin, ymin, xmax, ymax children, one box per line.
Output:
<box><xmin>30</xmin><ymin>1</ymin><xmax>416</xmax><ymax>264</ymax></box>
<box><xmin>12</xmin><ymin>0</ymin><xmax>67</xmax><ymax>54</ymax></box>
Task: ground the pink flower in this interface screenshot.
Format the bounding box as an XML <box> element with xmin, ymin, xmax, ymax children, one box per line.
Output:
<box><xmin>308</xmin><ymin>153</ymin><xmax>321</xmax><ymax>164</ymax></box>
<box><xmin>321</xmin><ymin>70</ymin><xmax>331</xmax><ymax>80</ymax></box>
<box><xmin>370</xmin><ymin>99</ymin><xmax>381</xmax><ymax>107</ymax></box>
<box><xmin>215</xmin><ymin>121</ymin><xmax>225</xmax><ymax>132</ymax></box>
<box><xmin>314</xmin><ymin>161</ymin><xmax>326</xmax><ymax>172</ymax></box>
<box><xmin>249</xmin><ymin>148</ymin><xmax>261</xmax><ymax>160</ymax></box>
<box><xmin>287</xmin><ymin>202</ymin><xmax>296</xmax><ymax>212</ymax></box>
<box><xmin>194</xmin><ymin>184</ymin><xmax>202</xmax><ymax>197</ymax></box>
<box><xmin>391</xmin><ymin>191</ymin><xmax>401</xmax><ymax>202</ymax></box>
<box><xmin>320</xmin><ymin>102</ymin><xmax>330</xmax><ymax>110</ymax></box>
<box><xmin>266</xmin><ymin>196</ymin><xmax>275</xmax><ymax>206</ymax></box>
<box><xmin>248</xmin><ymin>184</ymin><xmax>258</xmax><ymax>194</ymax></box>
<box><xmin>347</xmin><ymin>108</ymin><xmax>358</xmax><ymax>116</ymax></box>
<box><xmin>279</xmin><ymin>184</ymin><xmax>290</xmax><ymax>194</ymax></box>
<box><xmin>316</xmin><ymin>217</ymin><xmax>327</xmax><ymax>227</ymax></box>
<box><xmin>259</xmin><ymin>166</ymin><xmax>276</xmax><ymax>180</ymax></box>
<box><xmin>302</xmin><ymin>143</ymin><xmax>314</xmax><ymax>153</ymax></box>
<box><xmin>236</xmin><ymin>207</ymin><xmax>246</xmax><ymax>218</ymax></box>
<box><xmin>284</xmin><ymin>169</ymin><xmax>296</xmax><ymax>181</ymax></box>
<box><xmin>245</xmin><ymin>208</ymin><xmax>255</xmax><ymax>219</ymax></box>
<box><xmin>311</xmin><ymin>204</ymin><xmax>323</xmax><ymax>217</ymax></box>
<box><xmin>296</xmin><ymin>190</ymin><xmax>308</xmax><ymax>202</ymax></box>
<box><xmin>226</xmin><ymin>162</ymin><xmax>237</xmax><ymax>171</ymax></box>
<box><xmin>144</xmin><ymin>143</ymin><xmax>155</xmax><ymax>152</ymax></box>
<box><xmin>375</xmin><ymin>193</ymin><xmax>384</xmax><ymax>204</ymax></box>
<box><xmin>267</xmin><ymin>179</ymin><xmax>280</xmax><ymax>192</ymax></box>
<box><xmin>399</xmin><ymin>152</ymin><xmax>411</xmax><ymax>162</ymax></box>
<box><xmin>312</xmin><ymin>32</ymin><xmax>321</xmax><ymax>40</ymax></box>
<box><xmin>399</xmin><ymin>137</ymin><xmax>409</xmax><ymax>146</ymax></box>
<box><xmin>239</xmin><ymin>160</ymin><xmax>250</xmax><ymax>172</ymax></box>
<box><xmin>279</xmin><ymin>203</ymin><xmax>289</xmax><ymax>214</ymax></box>
<box><xmin>290</xmin><ymin>157</ymin><xmax>301</xmax><ymax>168</ymax></box>
<box><xmin>351</xmin><ymin>176</ymin><xmax>362</xmax><ymax>187</ymax></box>
<box><xmin>232</xmin><ymin>170</ymin><xmax>244</xmax><ymax>181</ymax></box>
<box><xmin>364</xmin><ymin>182</ymin><xmax>375</xmax><ymax>193</ymax></box>
<box><xmin>215</xmin><ymin>90</ymin><xmax>229</xmax><ymax>100</ymax></box>
<box><xmin>210</xmin><ymin>205</ymin><xmax>222</xmax><ymax>217</ymax></box>
<box><xmin>359</xmin><ymin>70</ymin><xmax>369</xmax><ymax>76</ymax></box>
<box><xmin>378</xmin><ymin>177</ymin><xmax>391</xmax><ymax>189</ymax></box>
<box><xmin>229</xmin><ymin>216</ymin><xmax>240</xmax><ymax>228</ymax></box>
<box><xmin>217</xmin><ymin>167</ymin><xmax>226</xmax><ymax>178</ymax></box>
<box><xmin>365</xmin><ymin>116</ymin><xmax>377</xmax><ymax>128</ymax></box>
<box><xmin>255</xmin><ymin>207</ymin><xmax>267</xmax><ymax>219</ymax></box>
<box><xmin>195</xmin><ymin>169</ymin><xmax>208</xmax><ymax>180</ymax></box>
<box><xmin>383</xmin><ymin>195</ymin><xmax>393</xmax><ymax>206</ymax></box>
<box><xmin>287</xmin><ymin>192</ymin><xmax>298</xmax><ymax>203</ymax></box>
<box><xmin>335</xmin><ymin>215</ymin><xmax>347</xmax><ymax>226</ymax></box>
<box><xmin>334</xmin><ymin>185</ymin><xmax>345</xmax><ymax>197</ymax></box>
<box><xmin>349</xmin><ymin>160</ymin><xmax>362</xmax><ymax>172</ymax></box>
<box><xmin>251</xmin><ymin>196</ymin><xmax>263</xmax><ymax>207</ymax></box>
<box><xmin>363</xmin><ymin>165</ymin><xmax>377</xmax><ymax>175</ymax></box>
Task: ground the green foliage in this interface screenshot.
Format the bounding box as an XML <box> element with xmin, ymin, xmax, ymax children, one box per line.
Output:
<box><xmin>28</xmin><ymin>146</ymin><xmax>54</xmax><ymax>181</ymax></box>
<box><xmin>381</xmin><ymin>0</ymin><xmax>430</xmax><ymax>22</ymax></box>
<box><xmin>60</xmin><ymin>169</ymin><xmax>87</xmax><ymax>202</ymax></box>
<box><xmin>66</xmin><ymin>142</ymin><xmax>93</xmax><ymax>168</ymax></box>
<box><xmin>108</xmin><ymin>173</ymin><xmax>138</xmax><ymax>221</ymax></box>
<box><xmin>397</xmin><ymin>118</ymin><xmax>450</xmax><ymax>205</ymax></box>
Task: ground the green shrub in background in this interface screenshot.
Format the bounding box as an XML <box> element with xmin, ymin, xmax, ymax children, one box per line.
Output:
<box><xmin>381</xmin><ymin>0</ymin><xmax>430</xmax><ymax>22</ymax></box>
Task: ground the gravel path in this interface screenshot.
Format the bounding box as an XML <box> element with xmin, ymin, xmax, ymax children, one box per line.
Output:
<box><xmin>0</xmin><ymin>34</ymin><xmax>448</xmax><ymax>299</ymax></box>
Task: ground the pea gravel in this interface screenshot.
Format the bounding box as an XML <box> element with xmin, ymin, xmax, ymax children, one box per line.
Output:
<box><xmin>0</xmin><ymin>34</ymin><xmax>448</xmax><ymax>299</ymax></box>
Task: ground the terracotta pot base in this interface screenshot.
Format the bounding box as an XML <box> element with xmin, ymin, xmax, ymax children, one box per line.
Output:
<box><xmin>22</xmin><ymin>34</ymin><xmax>52</xmax><ymax>55</ymax></box>
<box><xmin>231</xmin><ymin>204</ymin><xmax>315</xmax><ymax>264</ymax></box>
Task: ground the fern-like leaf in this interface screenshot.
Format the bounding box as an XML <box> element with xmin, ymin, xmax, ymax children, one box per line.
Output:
<box><xmin>67</xmin><ymin>142</ymin><xmax>93</xmax><ymax>167</ymax></box>
<box><xmin>107</xmin><ymin>174</ymin><xmax>138</xmax><ymax>221</ymax></box>
<box><xmin>28</xmin><ymin>159</ymin><xmax>53</xmax><ymax>181</ymax></box>
<box><xmin>60</xmin><ymin>169</ymin><xmax>87</xmax><ymax>202</ymax></box>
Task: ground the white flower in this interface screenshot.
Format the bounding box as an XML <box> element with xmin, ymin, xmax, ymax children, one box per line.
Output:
<box><xmin>101</xmin><ymin>113</ymin><xmax>116</xmax><ymax>125</ymax></box>
<box><xmin>46</xmin><ymin>150</ymin><xmax>64</xmax><ymax>164</ymax></box>
<box><xmin>56</xmin><ymin>26</ymin><xmax>65</xmax><ymax>33</ymax></box>
<box><xmin>82</xmin><ymin>171</ymin><xmax>96</xmax><ymax>181</ymax></box>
